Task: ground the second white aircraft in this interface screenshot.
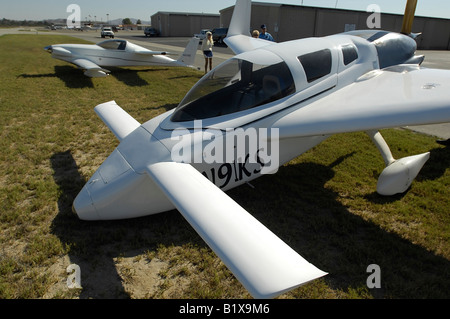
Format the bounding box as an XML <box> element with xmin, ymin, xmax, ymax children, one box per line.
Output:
<box><xmin>45</xmin><ymin>37</ymin><xmax>199</xmax><ymax>77</ymax></box>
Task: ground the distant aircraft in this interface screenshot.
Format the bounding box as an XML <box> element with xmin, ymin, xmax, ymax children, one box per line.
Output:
<box><xmin>73</xmin><ymin>0</ymin><xmax>450</xmax><ymax>298</ymax></box>
<box><xmin>44</xmin><ymin>37</ymin><xmax>199</xmax><ymax>77</ymax></box>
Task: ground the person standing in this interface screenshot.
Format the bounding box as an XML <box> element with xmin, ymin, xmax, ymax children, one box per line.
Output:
<box><xmin>202</xmin><ymin>31</ymin><xmax>214</xmax><ymax>74</ymax></box>
<box><xmin>258</xmin><ymin>24</ymin><xmax>274</xmax><ymax>41</ymax></box>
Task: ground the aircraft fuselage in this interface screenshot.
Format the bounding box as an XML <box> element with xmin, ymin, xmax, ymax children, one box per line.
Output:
<box><xmin>73</xmin><ymin>31</ymin><xmax>421</xmax><ymax>220</ymax></box>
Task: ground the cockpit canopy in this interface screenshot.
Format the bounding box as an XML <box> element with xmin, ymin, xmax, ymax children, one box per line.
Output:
<box><xmin>171</xmin><ymin>57</ymin><xmax>295</xmax><ymax>122</ymax></box>
<box><xmin>97</xmin><ymin>40</ymin><xmax>127</xmax><ymax>50</ymax></box>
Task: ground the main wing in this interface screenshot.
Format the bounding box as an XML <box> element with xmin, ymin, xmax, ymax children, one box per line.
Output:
<box><xmin>71</xmin><ymin>58</ymin><xmax>110</xmax><ymax>78</ymax></box>
<box><xmin>146</xmin><ymin>161</ymin><xmax>327</xmax><ymax>299</ymax></box>
<box><xmin>133</xmin><ymin>50</ymin><xmax>169</xmax><ymax>55</ymax></box>
<box><xmin>276</xmin><ymin>66</ymin><xmax>450</xmax><ymax>138</ymax></box>
<box><xmin>225</xmin><ymin>35</ymin><xmax>273</xmax><ymax>55</ymax></box>
<box><xmin>94</xmin><ymin>101</ymin><xmax>141</xmax><ymax>141</ymax></box>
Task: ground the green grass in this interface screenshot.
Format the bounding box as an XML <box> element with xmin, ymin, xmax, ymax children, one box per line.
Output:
<box><xmin>0</xmin><ymin>34</ymin><xmax>449</xmax><ymax>299</ymax></box>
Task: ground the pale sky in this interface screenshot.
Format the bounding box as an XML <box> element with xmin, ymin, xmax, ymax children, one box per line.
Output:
<box><xmin>1</xmin><ymin>0</ymin><xmax>449</xmax><ymax>21</ymax></box>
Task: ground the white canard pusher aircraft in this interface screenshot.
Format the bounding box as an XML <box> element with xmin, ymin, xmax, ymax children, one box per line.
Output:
<box><xmin>72</xmin><ymin>0</ymin><xmax>450</xmax><ymax>298</ymax></box>
<box><xmin>44</xmin><ymin>37</ymin><xmax>200</xmax><ymax>78</ymax></box>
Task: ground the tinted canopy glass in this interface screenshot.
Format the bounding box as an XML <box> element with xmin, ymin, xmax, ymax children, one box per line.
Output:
<box><xmin>298</xmin><ymin>49</ymin><xmax>332</xmax><ymax>83</ymax></box>
<box><xmin>171</xmin><ymin>58</ymin><xmax>295</xmax><ymax>122</ymax></box>
<box><xmin>97</xmin><ymin>40</ymin><xmax>127</xmax><ymax>50</ymax></box>
<box><xmin>341</xmin><ymin>44</ymin><xmax>358</xmax><ymax>65</ymax></box>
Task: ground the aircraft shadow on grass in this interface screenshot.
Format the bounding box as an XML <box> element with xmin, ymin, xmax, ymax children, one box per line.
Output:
<box><xmin>140</xmin><ymin>103</ymin><xmax>178</xmax><ymax>113</ymax></box>
<box><xmin>50</xmin><ymin>150</ymin><xmax>194</xmax><ymax>298</ymax></box>
<box><xmin>19</xmin><ymin>65</ymin><xmax>177</xmax><ymax>88</ymax></box>
<box><xmin>50</xmin><ymin>150</ymin><xmax>450</xmax><ymax>298</ymax></box>
<box><xmin>418</xmin><ymin>144</ymin><xmax>450</xmax><ymax>181</ymax></box>
<box><xmin>19</xmin><ymin>66</ymin><xmax>94</xmax><ymax>89</ymax></box>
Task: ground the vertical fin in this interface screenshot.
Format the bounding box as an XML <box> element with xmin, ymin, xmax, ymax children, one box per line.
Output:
<box><xmin>227</xmin><ymin>0</ymin><xmax>252</xmax><ymax>37</ymax></box>
<box><xmin>224</xmin><ymin>0</ymin><xmax>273</xmax><ymax>54</ymax></box>
<box><xmin>177</xmin><ymin>37</ymin><xmax>200</xmax><ymax>66</ymax></box>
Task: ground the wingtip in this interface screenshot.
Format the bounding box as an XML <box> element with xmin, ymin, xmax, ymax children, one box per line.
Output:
<box><xmin>249</xmin><ymin>268</ymin><xmax>328</xmax><ymax>299</ymax></box>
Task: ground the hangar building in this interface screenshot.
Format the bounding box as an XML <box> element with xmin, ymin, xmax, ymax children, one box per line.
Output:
<box><xmin>219</xmin><ymin>2</ymin><xmax>450</xmax><ymax>50</ymax></box>
<box><xmin>151</xmin><ymin>12</ymin><xmax>219</xmax><ymax>37</ymax></box>
<box><xmin>152</xmin><ymin>2</ymin><xmax>449</xmax><ymax>50</ymax></box>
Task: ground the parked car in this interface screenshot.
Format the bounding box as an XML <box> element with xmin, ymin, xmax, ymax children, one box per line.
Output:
<box><xmin>211</xmin><ymin>27</ymin><xmax>228</xmax><ymax>45</ymax></box>
<box><xmin>101</xmin><ymin>27</ymin><xmax>114</xmax><ymax>38</ymax></box>
<box><xmin>144</xmin><ymin>27</ymin><xmax>159</xmax><ymax>37</ymax></box>
<box><xmin>194</xmin><ymin>29</ymin><xmax>211</xmax><ymax>42</ymax></box>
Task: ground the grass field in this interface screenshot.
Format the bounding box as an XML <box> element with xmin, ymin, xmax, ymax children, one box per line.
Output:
<box><xmin>0</xmin><ymin>34</ymin><xmax>449</xmax><ymax>299</ymax></box>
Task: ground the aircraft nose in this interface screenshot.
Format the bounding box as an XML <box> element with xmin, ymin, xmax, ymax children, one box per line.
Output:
<box><xmin>44</xmin><ymin>45</ymin><xmax>52</xmax><ymax>53</ymax></box>
<box><xmin>72</xmin><ymin>185</ymin><xmax>101</xmax><ymax>220</ymax></box>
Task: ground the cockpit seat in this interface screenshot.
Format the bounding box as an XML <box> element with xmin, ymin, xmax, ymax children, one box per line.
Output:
<box><xmin>263</xmin><ymin>75</ymin><xmax>282</xmax><ymax>100</ymax></box>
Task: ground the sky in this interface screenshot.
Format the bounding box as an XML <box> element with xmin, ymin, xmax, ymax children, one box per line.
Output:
<box><xmin>1</xmin><ymin>0</ymin><xmax>449</xmax><ymax>21</ymax></box>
